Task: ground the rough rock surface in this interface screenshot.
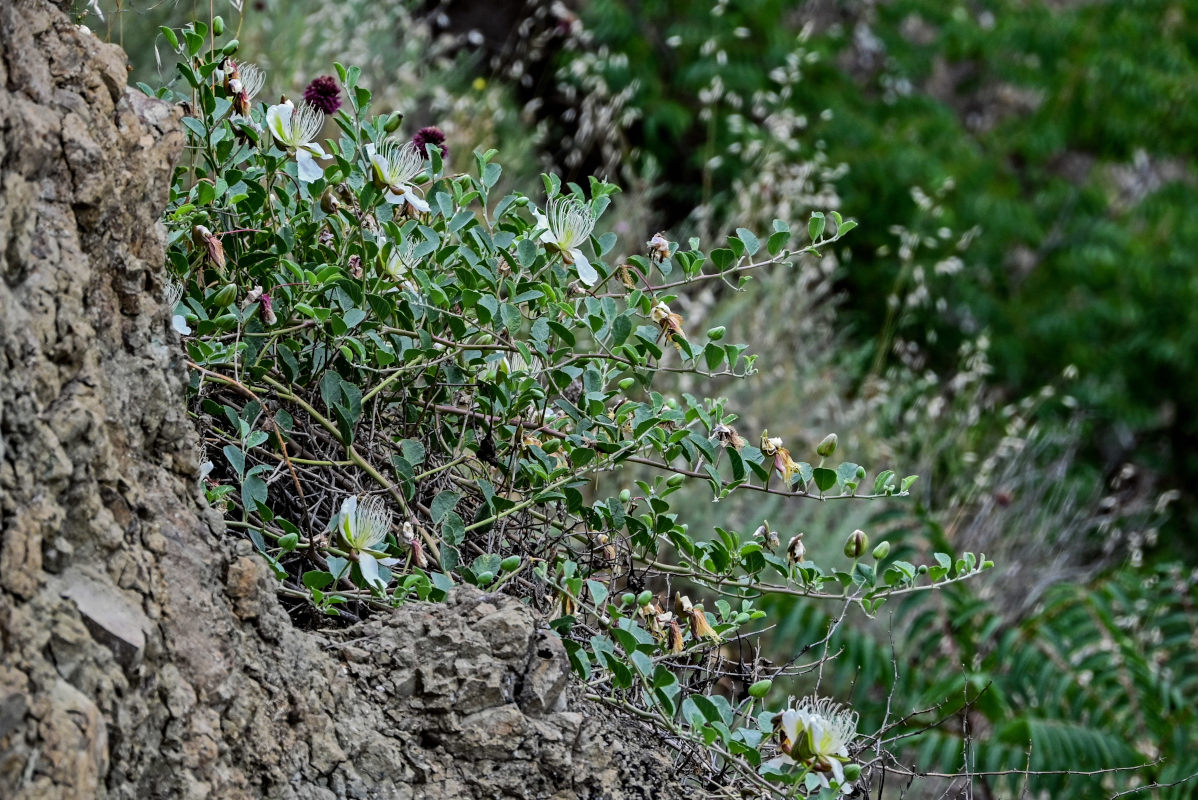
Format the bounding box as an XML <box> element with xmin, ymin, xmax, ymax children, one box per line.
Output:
<box><xmin>0</xmin><ymin>1</ymin><xmax>686</xmax><ymax>797</ymax></box>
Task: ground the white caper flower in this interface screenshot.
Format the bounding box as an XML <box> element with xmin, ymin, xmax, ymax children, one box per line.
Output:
<box><xmin>532</xmin><ymin>197</ymin><xmax>598</xmax><ymax>286</ymax></box>
<box><xmin>384</xmin><ymin>241</ymin><xmax>420</xmax><ymax>290</ymax></box>
<box><xmin>337</xmin><ymin>495</ymin><xmax>399</xmax><ymax>591</ymax></box>
<box><xmin>769</xmin><ymin>696</ymin><xmax>859</xmax><ymax>793</ymax></box>
<box><xmin>365</xmin><ymin>139</ymin><xmax>430</xmax><ymax>212</ymax></box>
<box><xmin>266</xmin><ymin>100</ymin><xmax>328</xmax><ymax>183</ymax></box>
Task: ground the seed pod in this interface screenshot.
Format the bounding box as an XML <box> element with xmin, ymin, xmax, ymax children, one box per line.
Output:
<box><xmin>844</xmin><ymin>529</ymin><xmax>869</xmax><ymax>559</ymax></box>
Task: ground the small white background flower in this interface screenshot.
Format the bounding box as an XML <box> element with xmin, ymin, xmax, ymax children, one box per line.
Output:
<box><xmin>266</xmin><ymin>100</ymin><xmax>328</xmax><ymax>183</ymax></box>
<box><xmin>532</xmin><ymin>197</ymin><xmax>598</xmax><ymax>285</ymax></box>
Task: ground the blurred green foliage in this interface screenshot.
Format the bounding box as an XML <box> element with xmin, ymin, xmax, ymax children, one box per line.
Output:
<box><xmin>569</xmin><ymin>0</ymin><xmax>1198</xmax><ymax>544</ymax></box>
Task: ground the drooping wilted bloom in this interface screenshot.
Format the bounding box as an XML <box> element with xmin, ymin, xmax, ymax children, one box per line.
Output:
<box><xmin>687</xmin><ymin>604</ymin><xmax>720</xmax><ymax>643</ymax></box>
<box><xmin>532</xmin><ymin>197</ymin><xmax>598</xmax><ymax>285</ymax></box>
<box><xmin>666</xmin><ymin>618</ymin><xmax>685</xmax><ymax>653</ymax></box>
<box><xmin>651</xmin><ymin>301</ymin><xmax>686</xmax><ymax>346</ymax></box>
<box><xmin>712</xmin><ymin>422</ymin><xmax>746</xmax><ymax>450</ymax></box>
<box><xmin>241</xmin><ymin>285</ymin><xmax>264</xmax><ymax>308</ymax></box>
<box><xmin>266</xmin><ymin>100</ymin><xmax>329</xmax><ymax>183</ymax></box>
<box><xmin>787</xmin><ymin>533</ymin><xmax>806</xmax><ymax>565</ymax></box>
<box><xmin>400</xmin><ymin>521</ymin><xmax>427</xmax><ymax>569</ymax></box>
<box><xmin>302</xmin><ymin>75</ymin><xmax>342</xmax><ymax>114</ymax></box>
<box><xmin>225</xmin><ymin>61</ymin><xmax>264</xmax><ymax>117</ymax></box>
<box><xmin>760</xmin><ymin>430</ymin><xmax>800</xmax><ymax>487</ymax></box>
<box><xmin>769</xmin><ymin>696</ymin><xmax>860</xmax><ymax>792</ymax></box>
<box><xmin>647</xmin><ymin>231</ymin><xmax>671</xmax><ymax>263</ymax></box>
<box><xmin>337</xmin><ymin>495</ymin><xmax>399</xmax><ymax>591</ymax></box>
<box><xmin>191</xmin><ymin>224</ymin><xmax>226</xmax><ymax>269</ymax></box>
<box><xmin>411</xmin><ymin>125</ymin><xmax>448</xmax><ymax>160</ymax></box>
<box><xmin>259</xmin><ymin>293</ymin><xmax>277</xmax><ymax>326</ymax></box>
<box><xmin>754</xmin><ymin>521</ymin><xmax>781</xmax><ymax>551</ymax></box>
<box><xmin>365</xmin><ymin>139</ymin><xmax>430</xmax><ymax>213</ymax></box>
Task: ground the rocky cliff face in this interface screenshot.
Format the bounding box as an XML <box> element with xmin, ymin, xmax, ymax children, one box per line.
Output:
<box><xmin>0</xmin><ymin>2</ymin><xmax>682</xmax><ymax>797</ymax></box>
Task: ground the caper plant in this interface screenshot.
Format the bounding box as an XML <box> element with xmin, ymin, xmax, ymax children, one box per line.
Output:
<box><xmin>153</xmin><ymin>20</ymin><xmax>993</xmax><ymax>798</ymax></box>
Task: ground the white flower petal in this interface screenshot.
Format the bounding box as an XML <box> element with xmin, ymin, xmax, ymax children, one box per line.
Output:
<box><xmin>266</xmin><ymin>102</ymin><xmax>293</xmax><ymax>146</ymax></box>
<box><xmin>358</xmin><ymin>552</ymin><xmax>385</xmax><ymax>591</ymax></box>
<box><xmin>402</xmin><ymin>189</ymin><xmax>430</xmax><ymax>214</ymax></box>
<box><xmin>571</xmin><ymin>250</ymin><xmax>598</xmax><ymax>286</ymax></box>
<box><xmin>296</xmin><ymin>150</ymin><xmax>324</xmax><ymax>183</ymax></box>
<box><xmin>172</xmin><ymin>314</ymin><xmax>191</xmax><ymax>335</ymax></box>
<box><xmin>301</xmin><ymin>142</ymin><xmax>328</xmax><ymax>159</ymax></box>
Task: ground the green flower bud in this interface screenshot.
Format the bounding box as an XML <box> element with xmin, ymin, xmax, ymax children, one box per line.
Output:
<box><xmin>844</xmin><ymin>529</ymin><xmax>869</xmax><ymax>559</ymax></box>
<box><xmin>213</xmin><ymin>312</ymin><xmax>239</xmax><ymax>331</ymax></box>
<box><xmin>620</xmin><ymin>592</ymin><xmax>636</xmax><ymax>607</ymax></box>
<box><xmin>636</xmin><ymin>590</ymin><xmax>654</xmax><ymax>606</ymax></box>
<box><xmin>221</xmin><ymin>38</ymin><xmax>239</xmax><ymax>55</ymax></box>
<box><xmin>747</xmin><ymin>679</ymin><xmax>772</xmax><ymax>699</ymax></box>
<box><xmin>212</xmin><ymin>15</ymin><xmax>225</xmax><ymax>35</ymax></box>
<box><xmin>475</xmin><ymin>570</ymin><xmax>495</xmax><ymax>587</ymax></box>
<box><xmin>842</xmin><ymin>763</ymin><xmax>862</xmax><ymax>782</ymax></box>
<box><xmin>277</xmin><ymin>532</ymin><xmax>299</xmax><ymax>552</ymax></box>
<box><xmin>706</xmin><ymin>325</ymin><xmax>726</xmax><ymax>341</ymax></box>
<box><xmin>871</xmin><ymin>541</ymin><xmax>890</xmax><ymax>560</ymax></box>
<box><xmin>816</xmin><ymin>433</ymin><xmax>838</xmax><ymax>458</ymax></box>
<box><xmin>618</xmin><ymin>377</ymin><xmax>636</xmax><ymax>390</ymax></box>
<box><xmin>211</xmin><ymin>283</ymin><xmax>237</xmax><ymax>308</ymax></box>
<box><xmin>619</xmin><ymin>489</ymin><xmax>631</xmax><ymax>503</ymax></box>
<box><xmin>666</xmin><ymin>474</ymin><xmax>685</xmax><ymax>488</ymax></box>
<box><xmin>540</xmin><ymin>438</ymin><xmax>560</xmax><ymax>453</ymax></box>
<box><xmin>383</xmin><ymin>111</ymin><xmax>404</xmax><ymax>133</ymax></box>
<box><xmin>499</xmin><ymin>555</ymin><xmax>521</xmax><ymax>572</ymax></box>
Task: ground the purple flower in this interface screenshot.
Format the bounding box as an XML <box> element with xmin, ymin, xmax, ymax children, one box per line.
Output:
<box><xmin>412</xmin><ymin>126</ymin><xmax>449</xmax><ymax>160</ymax></box>
<box><xmin>303</xmin><ymin>75</ymin><xmax>342</xmax><ymax>115</ymax></box>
